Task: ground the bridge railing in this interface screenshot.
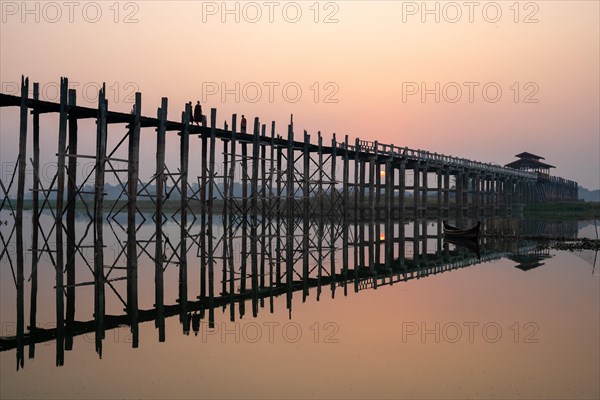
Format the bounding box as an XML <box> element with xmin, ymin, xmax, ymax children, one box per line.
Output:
<box><xmin>338</xmin><ymin>140</ymin><xmax>538</xmax><ymax>180</ymax></box>
<box><xmin>540</xmin><ymin>173</ymin><xmax>578</xmax><ymax>187</ymax></box>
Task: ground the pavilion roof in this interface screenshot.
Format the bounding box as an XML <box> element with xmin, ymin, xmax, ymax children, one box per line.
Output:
<box><xmin>505</xmin><ymin>158</ymin><xmax>555</xmax><ymax>169</ymax></box>
<box><xmin>515</xmin><ymin>152</ymin><xmax>545</xmax><ymax>160</ymax></box>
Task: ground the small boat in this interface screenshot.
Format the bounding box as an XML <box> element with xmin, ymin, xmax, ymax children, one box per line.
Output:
<box><xmin>443</xmin><ymin>221</ymin><xmax>480</xmax><ymax>240</ymax></box>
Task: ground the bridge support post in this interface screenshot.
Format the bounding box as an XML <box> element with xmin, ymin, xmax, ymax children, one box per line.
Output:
<box><xmin>399</xmin><ymin>158</ymin><xmax>406</xmax><ymax>217</ymax></box>
<box><xmin>329</xmin><ymin>133</ymin><xmax>338</xmax><ymax>296</ymax></box>
<box><xmin>126</xmin><ymin>92</ymin><xmax>141</xmax><ymax>347</ymax></box>
<box><xmin>29</xmin><ymin>82</ymin><xmax>40</xmax><ymax>360</ymax></box>
<box><xmin>302</xmin><ymin>130</ymin><xmax>310</xmax><ymax>301</ymax></box>
<box><xmin>413</xmin><ymin>208</ymin><xmax>420</xmax><ymax>270</ymax></box>
<box><xmin>516</xmin><ymin>181</ymin><xmax>523</xmax><ymax>207</ymax></box>
<box><xmin>261</xmin><ymin>124</ymin><xmax>269</xmax><ymax>305</ymax></box>
<box><xmin>354</xmin><ymin>138</ymin><xmax>361</xmax><ymax>293</ymax></box>
<box><xmin>358</xmin><ymin>140</ymin><xmax>366</xmax><ymax>273</ymax></box>
<box><xmin>506</xmin><ymin>178</ymin><xmax>513</xmax><ymax>214</ymax></box>
<box><xmin>55</xmin><ymin>78</ymin><xmax>69</xmax><ymax>364</ymax></box>
<box><xmin>342</xmin><ymin>135</ymin><xmax>350</xmax><ymax>295</ymax></box>
<box><xmin>316</xmin><ymin>133</ymin><xmax>324</xmax><ymax>299</ymax></box>
<box><xmin>178</xmin><ymin>102</ymin><xmax>191</xmax><ymax>329</ymax></box>
<box><xmin>227</xmin><ymin>114</ymin><xmax>238</xmax><ymax>319</ymax></box>
<box><xmin>207</xmin><ymin>108</ymin><xmax>217</xmax><ymax>327</ymax></box>
<box><xmin>501</xmin><ymin>177</ymin><xmax>508</xmax><ymax>213</ymax></box>
<box><xmin>16</xmin><ymin>76</ymin><xmax>28</xmax><ymax>369</ymax></box>
<box><xmin>455</xmin><ymin>171</ymin><xmax>463</xmax><ymax>220</ymax></box>
<box><xmin>483</xmin><ymin>176</ymin><xmax>489</xmax><ymax>213</ymax></box>
<box><xmin>436</xmin><ymin>169</ymin><xmax>442</xmax><ymax>219</ymax></box>
<box><xmin>413</xmin><ymin>164</ymin><xmax>420</xmax><ymax>217</ymax></box>
<box><xmin>494</xmin><ymin>175</ymin><xmax>500</xmax><ymax>216</ymax></box>
<box><xmin>275</xmin><ymin>138</ymin><xmax>282</xmax><ymax>286</ymax></box>
<box><xmin>385</xmin><ymin>158</ymin><xmax>393</xmax><ymax>268</ymax></box>
<box><xmin>369</xmin><ymin>142</ymin><xmax>377</xmax><ymax>271</ymax></box>
<box><xmin>472</xmin><ymin>174</ymin><xmax>480</xmax><ymax>217</ymax></box>
<box><xmin>285</xmin><ymin>116</ymin><xmax>294</xmax><ymax>311</ymax></box>
<box><xmin>155</xmin><ymin>97</ymin><xmax>167</xmax><ymax>342</ymax></box>
<box><xmin>239</xmin><ymin>136</ymin><xmax>248</xmax><ymax>318</ymax></box>
<box><xmin>93</xmin><ymin>83</ymin><xmax>107</xmax><ymax>357</ymax></box>
<box><xmin>251</xmin><ymin>118</ymin><xmax>261</xmax><ymax>315</ymax></box>
<box><xmin>443</xmin><ymin>170</ymin><xmax>450</xmax><ymax>213</ymax></box>
<box><xmin>375</xmin><ymin>147</ymin><xmax>381</xmax><ymax>219</ymax></box>
<box><xmin>65</xmin><ymin>89</ymin><xmax>78</xmax><ymax>351</ymax></box>
<box><xmin>199</xmin><ymin>115</ymin><xmax>208</xmax><ymax>306</ymax></box>
<box><xmin>422</xmin><ymin>166</ymin><xmax>428</xmax><ymax>215</ymax></box>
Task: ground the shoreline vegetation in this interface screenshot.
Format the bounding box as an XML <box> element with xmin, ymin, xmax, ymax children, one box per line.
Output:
<box><xmin>9</xmin><ymin>199</ymin><xmax>600</xmax><ymax>218</ymax></box>
<box><xmin>523</xmin><ymin>201</ymin><xmax>600</xmax><ymax>220</ymax></box>
<box><xmin>482</xmin><ymin>233</ymin><xmax>600</xmax><ymax>251</ymax></box>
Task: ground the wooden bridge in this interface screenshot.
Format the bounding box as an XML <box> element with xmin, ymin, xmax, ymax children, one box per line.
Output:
<box><xmin>0</xmin><ymin>76</ymin><xmax>578</xmax><ymax>368</ymax></box>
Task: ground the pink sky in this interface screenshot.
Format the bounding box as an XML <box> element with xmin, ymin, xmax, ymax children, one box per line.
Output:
<box><xmin>1</xmin><ymin>1</ymin><xmax>598</xmax><ymax>189</ymax></box>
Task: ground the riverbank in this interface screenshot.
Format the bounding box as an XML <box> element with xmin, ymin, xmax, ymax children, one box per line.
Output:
<box><xmin>524</xmin><ymin>201</ymin><xmax>600</xmax><ymax>220</ymax></box>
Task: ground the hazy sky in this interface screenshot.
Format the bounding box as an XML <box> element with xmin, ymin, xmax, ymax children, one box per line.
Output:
<box><xmin>1</xmin><ymin>1</ymin><xmax>598</xmax><ymax>189</ymax></box>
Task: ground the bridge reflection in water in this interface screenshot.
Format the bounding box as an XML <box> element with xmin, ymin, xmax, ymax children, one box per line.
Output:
<box><xmin>1</xmin><ymin>214</ymin><xmax>575</xmax><ymax>369</ymax></box>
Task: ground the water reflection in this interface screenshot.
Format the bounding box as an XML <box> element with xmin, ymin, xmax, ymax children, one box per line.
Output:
<box><xmin>0</xmin><ymin>213</ymin><xmax>584</xmax><ymax>369</ymax></box>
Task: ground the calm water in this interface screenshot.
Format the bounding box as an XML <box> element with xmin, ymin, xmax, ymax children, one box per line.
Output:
<box><xmin>1</xmin><ymin>212</ymin><xmax>598</xmax><ymax>399</ymax></box>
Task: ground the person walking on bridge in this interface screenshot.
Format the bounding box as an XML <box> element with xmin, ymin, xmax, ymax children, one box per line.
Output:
<box><xmin>241</xmin><ymin>115</ymin><xmax>247</xmax><ymax>133</ymax></box>
<box><xmin>194</xmin><ymin>101</ymin><xmax>203</xmax><ymax>126</ymax></box>
<box><xmin>187</xmin><ymin>101</ymin><xmax>194</xmax><ymax>124</ymax></box>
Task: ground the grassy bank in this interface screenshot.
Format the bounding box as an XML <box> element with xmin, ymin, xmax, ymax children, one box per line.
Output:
<box><xmin>11</xmin><ymin>199</ymin><xmax>599</xmax><ymax>220</ymax></box>
<box><xmin>524</xmin><ymin>201</ymin><xmax>600</xmax><ymax>219</ymax></box>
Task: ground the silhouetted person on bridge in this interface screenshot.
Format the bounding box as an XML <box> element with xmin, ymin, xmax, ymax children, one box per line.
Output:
<box><xmin>194</xmin><ymin>101</ymin><xmax>203</xmax><ymax>126</ymax></box>
<box><xmin>241</xmin><ymin>115</ymin><xmax>247</xmax><ymax>133</ymax></box>
<box><xmin>188</xmin><ymin>101</ymin><xmax>194</xmax><ymax>124</ymax></box>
